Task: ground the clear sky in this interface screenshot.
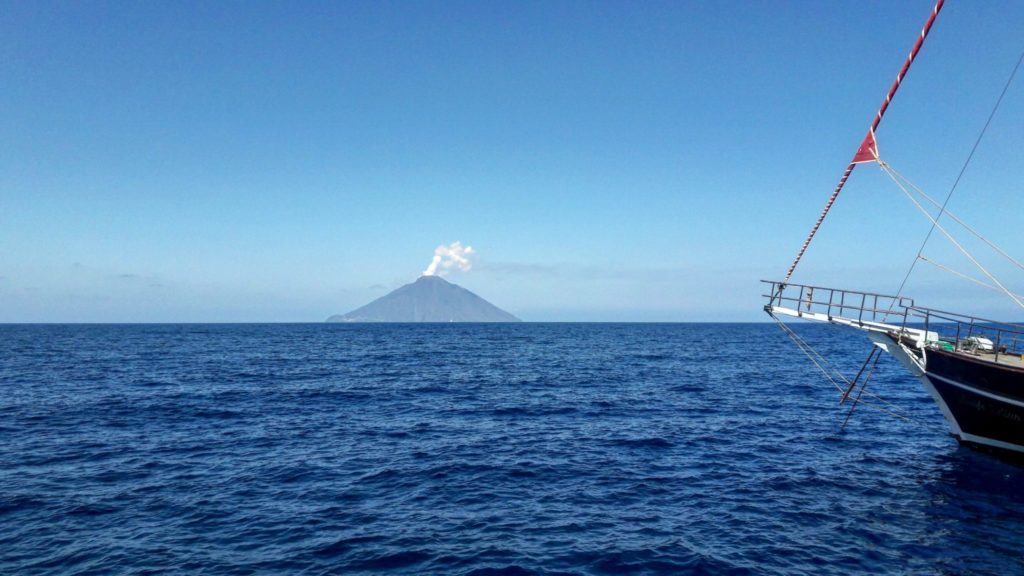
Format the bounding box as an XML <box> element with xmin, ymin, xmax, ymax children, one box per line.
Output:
<box><xmin>3</xmin><ymin>0</ymin><xmax>1023</xmax><ymax>322</ymax></box>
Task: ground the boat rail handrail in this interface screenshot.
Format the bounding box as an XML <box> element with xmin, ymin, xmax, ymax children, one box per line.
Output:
<box><xmin>762</xmin><ymin>280</ymin><xmax>1024</xmax><ymax>358</ymax></box>
<box><xmin>905</xmin><ymin>306</ymin><xmax>1024</xmax><ymax>360</ymax></box>
<box><xmin>761</xmin><ymin>280</ymin><xmax>914</xmax><ymax>325</ymax></box>
<box><xmin>904</xmin><ymin>306</ymin><xmax>1024</xmax><ymax>331</ymax></box>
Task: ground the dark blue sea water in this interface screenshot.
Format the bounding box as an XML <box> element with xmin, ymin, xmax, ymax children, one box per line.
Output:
<box><xmin>3</xmin><ymin>323</ymin><xmax>1023</xmax><ymax>575</ymax></box>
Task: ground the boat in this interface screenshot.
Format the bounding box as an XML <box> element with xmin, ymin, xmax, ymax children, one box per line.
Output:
<box><xmin>764</xmin><ymin>0</ymin><xmax>1024</xmax><ymax>456</ymax></box>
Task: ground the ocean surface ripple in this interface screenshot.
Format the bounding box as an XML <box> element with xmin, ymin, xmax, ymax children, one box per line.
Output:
<box><xmin>3</xmin><ymin>323</ymin><xmax>1024</xmax><ymax>575</ymax></box>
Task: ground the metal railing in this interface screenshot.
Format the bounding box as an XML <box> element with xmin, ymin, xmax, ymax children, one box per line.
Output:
<box><xmin>762</xmin><ymin>280</ymin><xmax>914</xmax><ymax>326</ymax></box>
<box><xmin>905</xmin><ymin>306</ymin><xmax>1024</xmax><ymax>363</ymax></box>
<box><xmin>763</xmin><ymin>280</ymin><xmax>1024</xmax><ymax>364</ymax></box>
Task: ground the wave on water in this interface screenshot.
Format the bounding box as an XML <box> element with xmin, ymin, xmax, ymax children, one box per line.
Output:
<box><xmin>3</xmin><ymin>323</ymin><xmax>1024</xmax><ymax>574</ymax></box>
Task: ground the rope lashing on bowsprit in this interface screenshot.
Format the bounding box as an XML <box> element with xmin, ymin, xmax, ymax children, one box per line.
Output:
<box><xmin>780</xmin><ymin>163</ymin><xmax>858</xmax><ymax>288</ymax></box>
<box><xmin>779</xmin><ymin>0</ymin><xmax>945</xmax><ymax>287</ymax></box>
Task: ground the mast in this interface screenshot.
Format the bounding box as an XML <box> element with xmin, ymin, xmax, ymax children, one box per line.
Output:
<box><xmin>780</xmin><ymin>0</ymin><xmax>945</xmax><ymax>286</ymax></box>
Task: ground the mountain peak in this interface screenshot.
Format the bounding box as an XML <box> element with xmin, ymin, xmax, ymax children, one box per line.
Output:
<box><xmin>415</xmin><ymin>275</ymin><xmax>449</xmax><ymax>284</ymax></box>
<box><xmin>327</xmin><ymin>276</ymin><xmax>519</xmax><ymax>323</ymax></box>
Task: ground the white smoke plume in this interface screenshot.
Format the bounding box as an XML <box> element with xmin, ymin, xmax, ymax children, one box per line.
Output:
<box><xmin>423</xmin><ymin>241</ymin><xmax>475</xmax><ymax>277</ymax></box>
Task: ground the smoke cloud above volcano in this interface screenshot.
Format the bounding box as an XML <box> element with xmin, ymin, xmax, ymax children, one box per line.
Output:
<box><xmin>423</xmin><ymin>241</ymin><xmax>474</xmax><ymax>277</ymax></box>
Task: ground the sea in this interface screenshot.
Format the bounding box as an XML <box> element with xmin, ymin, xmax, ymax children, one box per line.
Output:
<box><xmin>2</xmin><ymin>323</ymin><xmax>1023</xmax><ymax>575</ymax></box>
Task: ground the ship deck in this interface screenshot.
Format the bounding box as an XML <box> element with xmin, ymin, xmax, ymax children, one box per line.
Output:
<box><xmin>950</xmin><ymin>350</ymin><xmax>1024</xmax><ymax>370</ymax></box>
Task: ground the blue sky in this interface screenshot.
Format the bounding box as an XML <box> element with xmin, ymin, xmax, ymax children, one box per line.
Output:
<box><xmin>2</xmin><ymin>0</ymin><xmax>1023</xmax><ymax>322</ymax></box>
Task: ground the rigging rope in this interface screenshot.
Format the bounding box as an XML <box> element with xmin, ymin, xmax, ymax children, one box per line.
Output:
<box><xmin>770</xmin><ymin>312</ymin><xmax>847</xmax><ymax>394</ymax></box>
<box><xmin>917</xmin><ymin>255</ymin><xmax>1024</xmax><ymax>301</ymax></box>
<box><xmin>884</xmin><ymin>48</ymin><xmax>1024</xmax><ymax>306</ymax></box>
<box><xmin>880</xmin><ymin>160</ymin><xmax>1024</xmax><ymax>310</ymax></box>
<box><xmin>885</xmin><ymin>164</ymin><xmax>1024</xmax><ymax>273</ymax></box>
<box><xmin>768</xmin><ymin>312</ymin><xmax>921</xmax><ymax>425</ymax></box>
